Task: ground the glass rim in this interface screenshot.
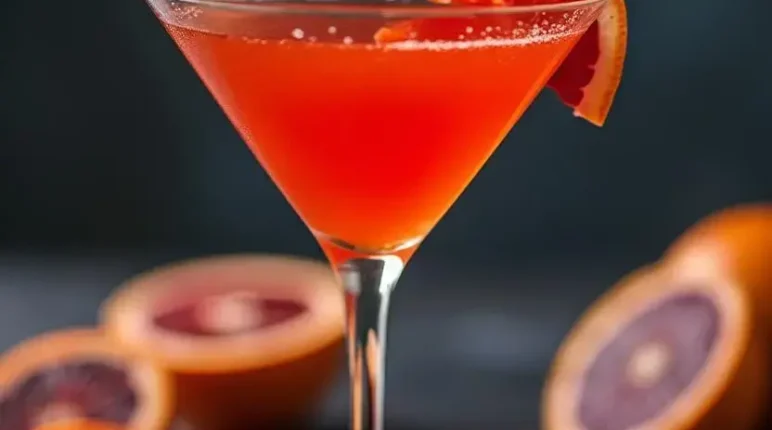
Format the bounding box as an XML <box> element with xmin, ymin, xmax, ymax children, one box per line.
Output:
<box><xmin>171</xmin><ymin>0</ymin><xmax>607</xmax><ymax>18</ymax></box>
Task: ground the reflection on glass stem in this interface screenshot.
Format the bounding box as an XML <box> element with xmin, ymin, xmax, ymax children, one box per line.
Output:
<box><xmin>338</xmin><ymin>256</ymin><xmax>404</xmax><ymax>430</ymax></box>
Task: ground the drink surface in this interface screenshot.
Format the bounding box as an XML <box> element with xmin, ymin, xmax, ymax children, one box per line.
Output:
<box><xmin>160</xmin><ymin>6</ymin><xmax>593</xmax><ymax>251</ymax></box>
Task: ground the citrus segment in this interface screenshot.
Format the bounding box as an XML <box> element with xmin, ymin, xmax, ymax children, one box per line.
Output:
<box><xmin>543</xmin><ymin>265</ymin><xmax>768</xmax><ymax>430</ymax></box>
<box><xmin>546</xmin><ymin>0</ymin><xmax>627</xmax><ymax>126</ymax></box>
<box><xmin>100</xmin><ymin>255</ymin><xmax>345</xmax><ymax>429</ymax></box>
<box><xmin>0</xmin><ymin>329</ymin><xmax>173</xmax><ymax>430</ymax></box>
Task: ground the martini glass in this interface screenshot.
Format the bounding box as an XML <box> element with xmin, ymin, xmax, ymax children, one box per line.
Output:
<box><xmin>143</xmin><ymin>0</ymin><xmax>605</xmax><ymax>427</ymax></box>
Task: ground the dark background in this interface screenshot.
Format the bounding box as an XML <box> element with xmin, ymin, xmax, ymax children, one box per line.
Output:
<box><xmin>1</xmin><ymin>0</ymin><xmax>771</xmax><ymax>428</ymax></box>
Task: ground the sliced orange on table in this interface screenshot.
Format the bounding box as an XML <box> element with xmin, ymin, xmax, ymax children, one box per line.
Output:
<box><xmin>543</xmin><ymin>264</ymin><xmax>768</xmax><ymax>430</ymax></box>
<box><xmin>0</xmin><ymin>329</ymin><xmax>174</xmax><ymax>430</ymax></box>
<box><xmin>100</xmin><ymin>254</ymin><xmax>345</xmax><ymax>430</ymax></box>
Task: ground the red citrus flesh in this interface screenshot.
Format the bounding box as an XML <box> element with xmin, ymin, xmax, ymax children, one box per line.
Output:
<box><xmin>547</xmin><ymin>0</ymin><xmax>627</xmax><ymax>126</ymax></box>
<box><xmin>100</xmin><ymin>255</ymin><xmax>344</xmax><ymax>429</ymax></box>
<box><xmin>543</xmin><ymin>265</ymin><xmax>768</xmax><ymax>430</ymax></box>
<box><xmin>664</xmin><ymin>203</ymin><xmax>772</xmax><ymax>337</ymax></box>
<box><xmin>0</xmin><ymin>329</ymin><xmax>174</xmax><ymax>430</ymax></box>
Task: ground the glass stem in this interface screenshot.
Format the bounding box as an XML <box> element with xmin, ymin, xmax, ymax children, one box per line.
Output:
<box><xmin>338</xmin><ymin>256</ymin><xmax>404</xmax><ymax>430</ymax></box>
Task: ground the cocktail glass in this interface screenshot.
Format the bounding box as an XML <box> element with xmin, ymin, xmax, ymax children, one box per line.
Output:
<box><xmin>141</xmin><ymin>0</ymin><xmax>606</xmax><ymax>428</ymax></box>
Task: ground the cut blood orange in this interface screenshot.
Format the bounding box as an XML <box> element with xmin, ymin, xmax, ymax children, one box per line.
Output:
<box><xmin>664</xmin><ymin>203</ymin><xmax>772</xmax><ymax>335</ymax></box>
<box><xmin>543</xmin><ymin>264</ymin><xmax>768</xmax><ymax>430</ymax></box>
<box><xmin>547</xmin><ymin>0</ymin><xmax>627</xmax><ymax>126</ymax></box>
<box><xmin>0</xmin><ymin>329</ymin><xmax>173</xmax><ymax>430</ymax></box>
<box><xmin>99</xmin><ymin>255</ymin><xmax>345</xmax><ymax>430</ymax></box>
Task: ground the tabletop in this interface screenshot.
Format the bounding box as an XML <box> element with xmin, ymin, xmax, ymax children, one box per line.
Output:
<box><xmin>0</xmin><ymin>251</ymin><xmax>639</xmax><ymax>429</ymax></box>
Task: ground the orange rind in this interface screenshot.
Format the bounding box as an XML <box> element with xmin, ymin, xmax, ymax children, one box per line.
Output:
<box><xmin>664</xmin><ymin>203</ymin><xmax>772</xmax><ymax>334</ymax></box>
<box><xmin>100</xmin><ymin>255</ymin><xmax>345</xmax><ymax>429</ymax></box>
<box><xmin>404</xmin><ymin>0</ymin><xmax>628</xmax><ymax>127</ymax></box>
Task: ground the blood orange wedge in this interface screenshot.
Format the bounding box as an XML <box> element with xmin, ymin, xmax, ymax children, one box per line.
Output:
<box><xmin>543</xmin><ymin>264</ymin><xmax>768</xmax><ymax>430</ymax></box>
<box><xmin>546</xmin><ymin>0</ymin><xmax>627</xmax><ymax>126</ymax></box>
<box><xmin>0</xmin><ymin>329</ymin><xmax>173</xmax><ymax>430</ymax></box>
<box><xmin>99</xmin><ymin>255</ymin><xmax>345</xmax><ymax>430</ymax></box>
<box><xmin>664</xmin><ymin>203</ymin><xmax>772</xmax><ymax>336</ymax></box>
<box><xmin>401</xmin><ymin>0</ymin><xmax>627</xmax><ymax>126</ymax></box>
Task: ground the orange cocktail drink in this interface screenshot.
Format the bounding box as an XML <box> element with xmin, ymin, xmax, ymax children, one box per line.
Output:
<box><xmin>166</xmin><ymin>16</ymin><xmax>584</xmax><ymax>251</ymax></box>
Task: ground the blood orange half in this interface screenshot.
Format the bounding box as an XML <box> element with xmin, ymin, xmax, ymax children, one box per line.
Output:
<box><xmin>99</xmin><ymin>255</ymin><xmax>345</xmax><ymax>430</ymax></box>
<box><xmin>411</xmin><ymin>0</ymin><xmax>628</xmax><ymax>126</ymax></box>
<box><xmin>0</xmin><ymin>329</ymin><xmax>173</xmax><ymax>430</ymax></box>
<box><xmin>543</xmin><ymin>265</ymin><xmax>768</xmax><ymax>430</ymax></box>
<box><xmin>664</xmin><ymin>203</ymin><xmax>772</xmax><ymax>338</ymax></box>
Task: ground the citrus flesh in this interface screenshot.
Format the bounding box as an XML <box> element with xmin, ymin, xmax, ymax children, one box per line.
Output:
<box><xmin>543</xmin><ymin>265</ymin><xmax>768</xmax><ymax>430</ymax></box>
<box><xmin>0</xmin><ymin>329</ymin><xmax>173</xmax><ymax>430</ymax></box>
<box><xmin>100</xmin><ymin>255</ymin><xmax>343</xmax><ymax>372</ymax></box>
<box><xmin>416</xmin><ymin>0</ymin><xmax>628</xmax><ymax>126</ymax></box>
<box><xmin>100</xmin><ymin>255</ymin><xmax>344</xmax><ymax>429</ymax></box>
<box><xmin>664</xmin><ymin>203</ymin><xmax>772</xmax><ymax>333</ymax></box>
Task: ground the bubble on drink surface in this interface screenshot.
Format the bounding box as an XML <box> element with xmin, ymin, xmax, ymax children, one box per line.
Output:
<box><xmin>171</xmin><ymin>4</ymin><xmax>203</xmax><ymax>20</ymax></box>
<box><xmin>383</xmin><ymin>34</ymin><xmax>578</xmax><ymax>52</ymax></box>
<box><xmin>291</xmin><ymin>28</ymin><xmax>305</xmax><ymax>40</ymax></box>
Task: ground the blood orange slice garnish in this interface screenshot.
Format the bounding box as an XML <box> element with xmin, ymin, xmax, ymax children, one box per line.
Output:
<box><xmin>0</xmin><ymin>329</ymin><xmax>173</xmax><ymax>430</ymax></box>
<box><xmin>543</xmin><ymin>265</ymin><xmax>768</xmax><ymax>430</ymax></box>
<box><xmin>381</xmin><ymin>0</ymin><xmax>627</xmax><ymax>127</ymax></box>
<box><xmin>547</xmin><ymin>0</ymin><xmax>627</xmax><ymax>126</ymax></box>
<box><xmin>99</xmin><ymin>255</ymin><xmax>345</xmax><ymax>430</ymax></box>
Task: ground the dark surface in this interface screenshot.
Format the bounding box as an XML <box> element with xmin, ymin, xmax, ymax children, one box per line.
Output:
<box><xmin>0</xmin><ymin>252</ymin><xmax>639</xmax><ymax>429</ymax></box>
